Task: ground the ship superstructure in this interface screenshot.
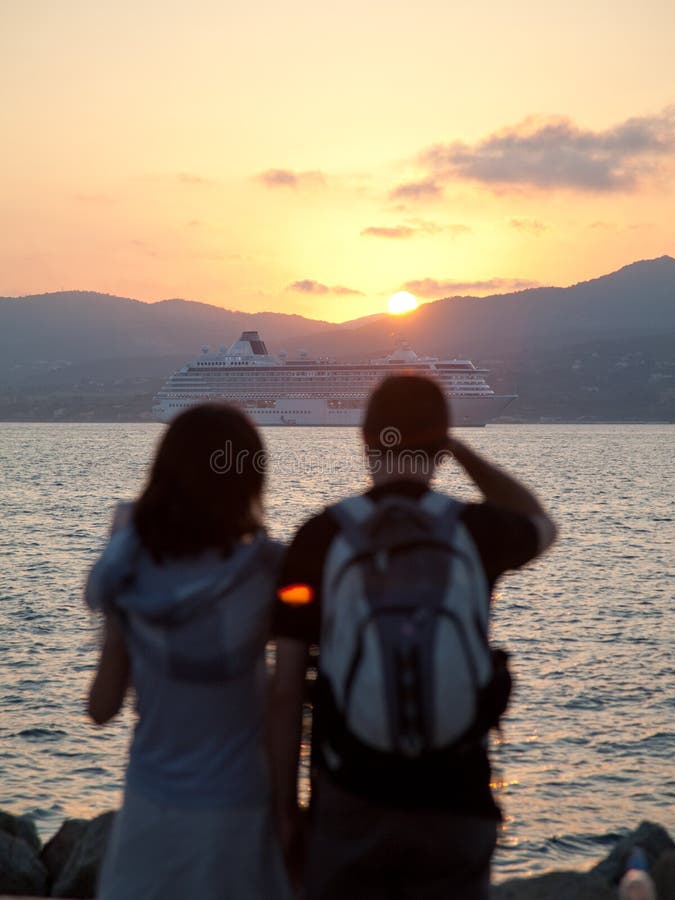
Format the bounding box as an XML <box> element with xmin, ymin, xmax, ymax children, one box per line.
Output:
<box><xmin>152</xmin><ymin>331</ymin><xmax>516</xmax><ymax>426</ymax></box>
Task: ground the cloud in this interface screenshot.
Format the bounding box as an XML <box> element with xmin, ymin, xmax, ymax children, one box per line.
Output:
<box><xmin>361</xmin><ymin>220</ymin><xmax>470</xmax><ymax>239</ymax></box>
<box><xmin>288</xmin><ymin>280</ymin><xmax>363</xmax><ymax>296</ymax></box>
<box><xmin>409</xmin><ymin>219</ymin><xmax>470</xmax><ymax>237</ymax></box>
<box><xmin>509</xmin><ymin>218</ymin><xmax>547</xmax><ymax>235</ymax></box>
<box><xmin>415</xmin><ymin>107</ymin><xmax>675</xmax><ymax>192</ymax></box>
<box><xmin>389</xmin><ymin>179</ymin><xmax>443</xmax><ymax>202</ymax></box>
<box><xmin>289</xmin><ymin>279</ymin><xmax>329</xmax><ymax>294</ymax></box>
<box><xmin>255</xmin><ymin>169</ymin><xmax>326</xmax><ymax>189</ymax></box>
<box><xmin>362</xmin><ymin>226</ymin><xmax>415</xmax><ymax>239</ymax></box>
<box><xmin>403</xmin><ymin>277</ymin><xmax>541</xmax><ymax>298</ymax></box>
<box><xmin>332</xmin><ymin>285</ymin><xmax>364</xmax><ymax>296</ymax></box>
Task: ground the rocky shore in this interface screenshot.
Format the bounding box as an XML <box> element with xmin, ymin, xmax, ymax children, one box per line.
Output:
<box><xmin>491</xmin><ymin>821</ymin><xmax>675</xmax><ymax>899</ymax></box>
<box><xmin>0</xmin><ymin>809</ymin><xmax>114</xmax><ymax>898</ymax></box>
<box><xmin>0</xmin><ymin>810</ymin><xmax>673</xmax><ymax>898</ymax></box>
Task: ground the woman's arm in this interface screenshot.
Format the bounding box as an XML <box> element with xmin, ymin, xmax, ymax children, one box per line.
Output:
<box><xmin>87</xmin><ymin>615</ymin><xmax>130</xmax><ymax>725</ymax></box>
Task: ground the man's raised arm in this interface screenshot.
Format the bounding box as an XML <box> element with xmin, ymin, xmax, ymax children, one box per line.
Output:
<box><xmin>447</xmin><ymin>436</ymin><xmax>558</xmax><ymax>555</ymax></box>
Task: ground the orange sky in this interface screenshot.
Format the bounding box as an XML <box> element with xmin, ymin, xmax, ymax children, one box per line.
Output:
<box><xmin>2</xmin><ymin>0</ymin><xmax>674</xmax><ymax>321</ymax></box>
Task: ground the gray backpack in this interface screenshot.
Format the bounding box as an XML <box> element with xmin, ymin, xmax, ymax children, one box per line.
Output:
<box><xmin>319</xmin><ymin>491</ymin><xmax>496</xmax><ymax>762</ymax></box>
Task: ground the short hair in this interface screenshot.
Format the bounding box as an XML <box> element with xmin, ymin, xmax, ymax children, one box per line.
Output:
<box><xmin>133</xmin><ymin>404</ymin><xmax>265</xmax><ymax>561</ymax></box>
<box><xmin>362</xmin><ymin>375</ymin><xmax>451</xmax><ymax>454</ymax></box>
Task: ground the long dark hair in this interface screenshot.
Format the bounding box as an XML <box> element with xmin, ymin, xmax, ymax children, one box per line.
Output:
<box><xmin>133</xmin><ymin>404</ymin><xmax>266</xmax><ymax>561</ymax></box>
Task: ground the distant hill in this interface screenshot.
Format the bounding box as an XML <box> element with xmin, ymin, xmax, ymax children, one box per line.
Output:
<box><xmin>290</xmin><ymin>256</ymin><xmax>675</xmax><ymax>361</ymax></box>
<box><xmin>0</xmin><ymin>292</ymin><xmax>330</xmax><ymax>385</ymax></box>
<box><xmin>0</xmin><ymin>257</ymin><xmax>673</xmax><ymax>421</ymax></box>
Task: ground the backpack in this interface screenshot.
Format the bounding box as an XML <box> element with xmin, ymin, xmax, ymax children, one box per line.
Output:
<box><xmin>317</xmin><ymin>490</ymin><xmax>510</xmax><ymax>775</ymax></box>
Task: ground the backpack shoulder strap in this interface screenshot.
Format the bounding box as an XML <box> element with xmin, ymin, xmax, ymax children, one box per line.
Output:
<box><xmin>419</xmin><ymin>491</ymin><xmax>465</xmax><ymax>539</ymax></box>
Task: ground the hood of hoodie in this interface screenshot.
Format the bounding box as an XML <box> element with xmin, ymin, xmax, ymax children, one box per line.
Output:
<box><xmin>85</xmin><ymin>525</ymin><xmax>275</xmax><ymax>622</ymax></box>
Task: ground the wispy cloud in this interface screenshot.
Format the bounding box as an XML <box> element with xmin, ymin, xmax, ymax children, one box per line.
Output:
<box><xmin>362</xmin><ymin>226</ymin><xmax>415</xmax><ymax>239</ymax></box>
<box><xmin>415</xmin><ymin>107</ymin><xmax>675</xmax><ymax>192</ymax></box>
<box><xmin>288</xmin><ymin>279</ymin><xmax>363</xmax><ymax>296</ymax></box>
<box><xmin>332</xmin><ymin>285</ymin><xmax>363</xmax><ymax>296</ymax></box>
<box><xmin>362</xmin><ymin>219</ymin><xmax>470</xmax><ymax>239</ymax></box>
<box><xmin>255</xmin><ymin>169</ymin><xmax>326</xmax><ymax>189</ymax></box>
<box><xmin>389</xmin><ymin>179</ymin><xmax>443</xmax><ymax>202</ymax></box>
<box><xmin>410</xmin><ymin>219</ymin><xmax>470</xmax><ymax>237</ymax></box>
<box><xmin>509</xmin><ymin>218</ymin><xmax>547</xmax><ymax>235</ymax></box>
<box><xmin>289</xmin><ymin>280</ymin><xmax>329</xmax><ymax>294</ymax></box>
<box><xmin>403</xmin><ymin>277</ymin><xmax>541</xmax><ymax>298</ymax></box>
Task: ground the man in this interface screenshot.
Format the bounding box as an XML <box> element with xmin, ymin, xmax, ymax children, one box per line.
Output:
<box><xmin>270</xmin><ymin>375</ymin><xmax>557</xmax><ymax>900</ymax></box>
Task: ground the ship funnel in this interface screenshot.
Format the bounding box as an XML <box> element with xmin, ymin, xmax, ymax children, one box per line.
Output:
<box><xmin>228</xmin><ymin>331</ymin><xmax>270</xmax><ymax>357</ymax></box>
<box><xmin>239</xmin><ymin>331</ymin><xmax>269</xmax><ymax>355</ymax></box>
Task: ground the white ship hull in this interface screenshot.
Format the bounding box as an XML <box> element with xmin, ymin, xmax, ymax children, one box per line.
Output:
<box><xmin>152</xmin><ymin>330</ymin><xmax>517</xmax><ymax>427</ymax></box>
<box><xmin>153</xmin><ymin>394</ymin><xmax>516</xmax><ymax>427</ymax></box>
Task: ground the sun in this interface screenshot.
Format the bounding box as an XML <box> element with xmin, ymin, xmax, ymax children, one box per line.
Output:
<box><xmin>387</xmin><ymin>291</ymin><xmax>419</xmax><ymax>315</ymax></box>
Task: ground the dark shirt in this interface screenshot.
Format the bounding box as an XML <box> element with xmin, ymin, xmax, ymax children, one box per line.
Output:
<box><xmin>274</xmin><ymin>480</ymin><xmax>539</xmax><ymax>817</ymax></box>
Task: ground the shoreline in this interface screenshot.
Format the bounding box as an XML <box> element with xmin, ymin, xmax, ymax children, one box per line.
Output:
<box><xmin>0</xmin><ymin>418</ymin><xmax>673</xmax><ymax>426</ymax></box>
<box><xmin>1</xmin><ymin>810</ymin><xmax>673</xmax><ymax>899</ymax></box>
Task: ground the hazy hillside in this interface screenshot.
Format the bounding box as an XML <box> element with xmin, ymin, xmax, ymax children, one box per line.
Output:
<box><xmin>0</xmin><ymin>292</ymin><xmax>330</xmax><ymax>384</ymax></box>
<box><xmin>0</xmin><ymin>257</ymin><xmax>673</xmax><ymax>421</ymax></box>
<box><xmin>291</xmin><ymin>256</ymin><xmax>675</xmax><ymax>361</ymax></box>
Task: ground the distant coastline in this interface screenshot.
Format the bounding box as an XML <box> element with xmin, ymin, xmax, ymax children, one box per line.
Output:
<box><xmin>1</xmin><ymin>256</ymin><xmax>674</xmax><ymax>425</ymax></box>
<box><xmin>0</xmin><ymin>416</ymin><xmax>673</xmax><ymax>426</ymax></box>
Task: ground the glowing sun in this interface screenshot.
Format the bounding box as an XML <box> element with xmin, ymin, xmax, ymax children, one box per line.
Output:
<box><xmin>387</xmin><ymin>291</ymin><xmax>419</xmax><ymax>315</ymax></box>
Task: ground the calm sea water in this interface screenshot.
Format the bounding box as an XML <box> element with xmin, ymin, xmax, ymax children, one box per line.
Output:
<box><xmin>0</xmin><ymin>423</ymin><xmax>673</xmax><ymax>881</ymax></box>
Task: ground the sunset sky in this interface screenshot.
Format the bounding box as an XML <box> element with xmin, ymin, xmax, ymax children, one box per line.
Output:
<box><xmin>2</xmin><ymin>0</ymin><xmax>674</xmax><ymax>321</ymax></box>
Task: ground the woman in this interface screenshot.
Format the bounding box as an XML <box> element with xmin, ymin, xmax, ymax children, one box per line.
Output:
<box><xmin>85</xmin><ymin>404</ymin><xmax>292</xmax><ymax>900</ymax></box>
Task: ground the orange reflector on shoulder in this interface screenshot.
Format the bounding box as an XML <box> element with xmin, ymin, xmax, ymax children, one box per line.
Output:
<box><xmin>277</xmin><ymin>583</ymin><xmax>315</xmax><ymax>605</ymax></box>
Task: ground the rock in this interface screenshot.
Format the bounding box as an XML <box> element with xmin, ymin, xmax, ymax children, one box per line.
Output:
<box><xmin>491</xmin><ymin>871</ymin><xmax>613</xmax><ymax>899</ymax></box>
<box><xmin>0</xmin><ymin>830</ymin><xmax>48</xmax><ymax>896</ymax></box>
<box><xmin>51</xmin><ymin>810</ymin><xmax>116</xmax><ymax>899</ymax></box>
<box><xmin>591</xmin><ymin>821</ymin><xmax>675</xmax><ymax>884</ymax></box>
<box><xmin>653</xmin><ymin>849</ymin><xmax>675</xmax><ymax>900</ymax></box>
<box><xmin>0</xmin><ymin>809</ymin><xmax>41</xmax><ymax>853</ymax></box>
<box><xmin>40</xmin><ymin>818</ymin><xmax>88</xmax><ymax>888</ymax></box>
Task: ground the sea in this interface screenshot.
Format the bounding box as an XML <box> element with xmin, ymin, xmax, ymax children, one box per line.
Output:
<box><xmin>0</xmin><ymin>422</ymin><xmax>673</xmax><ymax>881</ymax></box>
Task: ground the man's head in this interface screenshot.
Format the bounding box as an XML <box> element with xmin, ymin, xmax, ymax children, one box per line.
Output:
<box><xmin>362</xmin><ymin>375</ymin><xmax>451</xmax><ymax>482</ymax></box>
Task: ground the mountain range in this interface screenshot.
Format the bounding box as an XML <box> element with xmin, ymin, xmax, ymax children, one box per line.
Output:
<box><xmin>1</xmin><ymin>256</ymin><xmax>673</xmax><ymax>422</ymax></box>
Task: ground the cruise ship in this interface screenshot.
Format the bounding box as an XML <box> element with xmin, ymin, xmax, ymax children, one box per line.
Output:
<box><xmin>152</xmin><ymin>331</ymin><xmax>516</xmax><ymax>426</ymax></box>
